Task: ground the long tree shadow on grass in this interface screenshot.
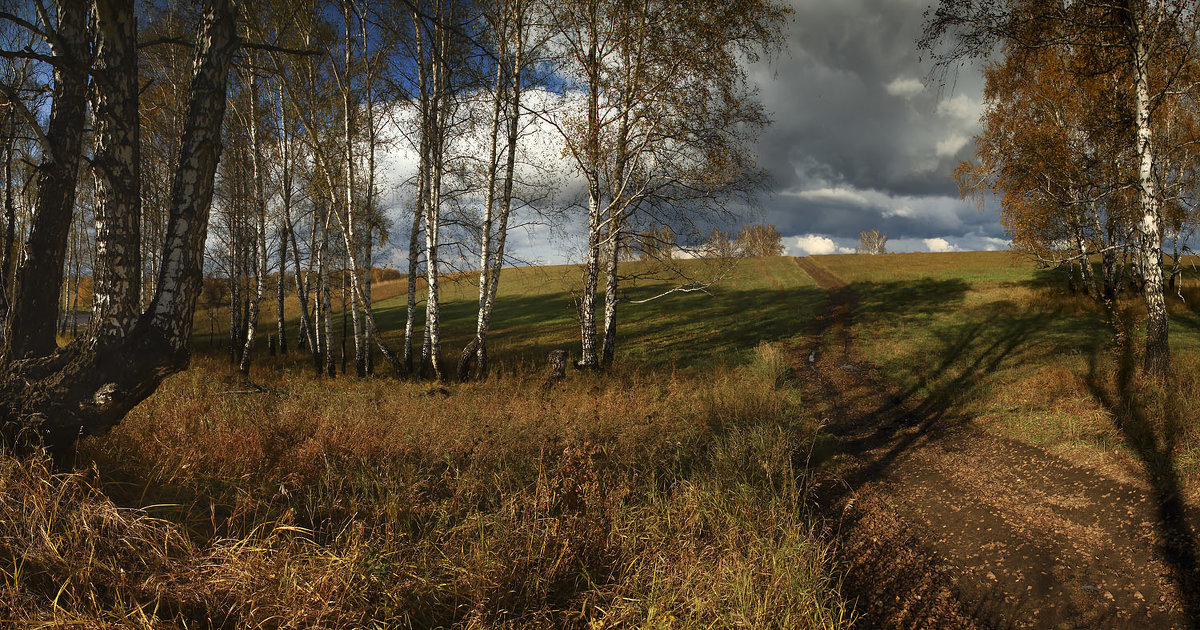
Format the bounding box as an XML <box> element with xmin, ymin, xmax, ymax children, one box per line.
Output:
<box><xmin>262</xmin><ymin>283</ymin><xmax>832</xmax><ymax>373</ymax></box>
<box><xmin>832</xmin><ymin>307</ymin><xmax>1049</xmax><ymax>488</ymax></box>
<box><xmin>1084</xmin><ymin>323</ymin><xmax>1200</xmax><ymax>626</ymax></box>
<box><xmin>808</xmin><ymin>281</ymin><xmax>1056</xmax><ymax>626</ymax></box>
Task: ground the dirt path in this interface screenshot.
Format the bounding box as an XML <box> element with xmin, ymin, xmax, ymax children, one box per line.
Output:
<box><xmin>793</xmin><ymin>256</ymin><xmax>1199</xmax><ymax>629</ymax></box>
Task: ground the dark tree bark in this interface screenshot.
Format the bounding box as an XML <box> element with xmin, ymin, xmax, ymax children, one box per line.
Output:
<box><xmin>0</xmin><ymin>0</ymin><xmax>237</xmax><ymax>448</ymax></box>
<box><xmin>89</xmin><ymin>0</ymin><xmax>143</xmax><ymax>343</ymax></box>
<box><xmin>3</xmin><ymin>0</ymin><xmax>90</xmax><ymax>361</ymax></box>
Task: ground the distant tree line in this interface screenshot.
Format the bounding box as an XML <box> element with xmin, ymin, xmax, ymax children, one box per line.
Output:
<box><xmin>693</xmin><ymin>224</ymin><xmax>785</xmax><ymax>259</ymax></box>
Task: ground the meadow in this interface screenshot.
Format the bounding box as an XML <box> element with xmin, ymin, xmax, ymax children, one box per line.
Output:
<box><xmin>2</xmin><ymin>256</ymin><xmax>849</xmax><ymax>628</ymax></box>
<box><xmin>6</xmin><ymin>251</ymin><xmax>1200</xmax><ymax>628</ymax></box>
<box><xmin>809</xmin><ymin>251</ymin><xmax>1200</xmax><ymax>496</ymax></box>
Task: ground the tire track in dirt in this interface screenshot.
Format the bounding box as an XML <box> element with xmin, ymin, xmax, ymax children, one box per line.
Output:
<box><xmin>793</xmin><ymin>256</ymin><xmax>1198</xmax><ymax>629</ymax></box>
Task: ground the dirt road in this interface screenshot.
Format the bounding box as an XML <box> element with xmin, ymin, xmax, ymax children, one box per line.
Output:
<box><xmin>793</xmin><ymin>256</ymin><xmax>1199</xmax><ymax>629</ymax></box>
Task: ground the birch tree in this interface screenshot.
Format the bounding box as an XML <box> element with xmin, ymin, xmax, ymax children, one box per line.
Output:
<box><xmin>0</xmin><ymin>0</ymin><xmax>88</xmax><ymax>361</ymax></box>
<box><xmin>547</xmin><ymin>0</ymin><xmax>786</xmax><ymax>369</ymax></box>
<box><xmin>0</xmin><ymin>0</ymin><xmax>238</xmax><ymax>447</ymax></box>
<box><xmin>456</xmin><ymin>0</ymin><xmax>537</xmax><ymax>381</ymax></box>
<box><xmin>923</xmin><ymin>0</ymin><xmax>1200</xmax><ymax>376</ymax></box>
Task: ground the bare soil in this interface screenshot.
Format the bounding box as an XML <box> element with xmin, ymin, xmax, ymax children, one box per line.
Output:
<box><xmin>793</xmin><ymin>256</ymin><xmax>1200</xmax><ymax>629</ymax></box>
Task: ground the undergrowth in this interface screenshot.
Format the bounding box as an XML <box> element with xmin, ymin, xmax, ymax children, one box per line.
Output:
<box><xmin>1</xmin><ymin>349</ymin><xmax>849</xmax><ymax>628</ymax></box>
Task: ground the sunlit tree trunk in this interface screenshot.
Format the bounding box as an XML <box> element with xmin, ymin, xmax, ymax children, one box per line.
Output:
<box><xmin>340</xmin><ymin>0</ymin><xmax>366</xmax><ymax>377</ymax></box>
<box><xmin>600</xmin><ymin>223</ymin><xmax>620</xmax><ymax>367</ymax></box>
<box><xmin>475</xmin><ymin>36</ymin><xmax>523</xmax><ymax>380</ymax></box>
<box><xmin>404</xmin><ymin>9</ymin><xmax>427</xmax><ymax>375</ymax></box>
<box><xmin>459</xmin><ymin>54</ymin><xmax>505</xmax><ymax>381</ymax></box>
<box><xmin>0</xmin><ymin>0</ymin><xmax>237</xmax><ymax>446</ymax></box>
<box><xmin>577</xmin><ymin>26</ymin><xmax>603</xmax><ymax>369</ymax></box>
<box><xmin>1133</xmin><ymin>24</ymin><xmax>1170</xmax><ymax>376</ymax></box>
<box><xmin>363</xmin><ymin>60</ymin><xmax>377</xmax><ymax>375</ymax></box>
<box><xmin>240</xmin><ymin>69</ymin><xmax>268</xmax><ymax>375</ymax></box>
<box><xmin>421</xmin><ymin>7</ymin><xmax>449</xmax><ymax>382</ymax></box>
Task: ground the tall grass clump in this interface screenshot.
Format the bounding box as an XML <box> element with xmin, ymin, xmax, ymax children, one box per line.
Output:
<box><xmin>751</xmin><ymin>341</ymin><xmax>793</xmax><ymax>389</ymax></box>
<box><xmin>0</xmin><ymin>353</ymin><xmax>850</xmax><ymax>628</ymax></box>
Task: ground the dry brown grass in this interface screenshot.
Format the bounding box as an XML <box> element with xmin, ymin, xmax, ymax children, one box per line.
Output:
<box><xmin>1</xmin><ymin>350</ymin><xmax>850</xmax><ymax>628</ymax></box>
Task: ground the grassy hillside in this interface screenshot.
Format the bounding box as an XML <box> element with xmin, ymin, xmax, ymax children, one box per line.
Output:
<box><xmin>813</xmin><ymin>251</ymin><xmax>1200</xmax><ymax>493</ymax></box>
<box><xmin>16</xmin><ymin>250</ymin><xmax>1200</xmax><ymax>627</ymax></box>
<box><xmin>201</xmin><ymin>256</ymin><xmax>825</xmax><ymax>370</ymax></box>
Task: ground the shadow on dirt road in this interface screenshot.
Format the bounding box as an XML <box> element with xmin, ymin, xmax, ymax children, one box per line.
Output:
<box><xmin>795</xmin><ymin>256</ymin><xmax>1200</xmax><ymax>629</ymax></box>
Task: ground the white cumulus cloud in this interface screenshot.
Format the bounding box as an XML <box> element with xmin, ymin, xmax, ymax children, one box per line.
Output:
<box><xmin>885</xmin><ymin>77</ymin><xmax>924</xmax><ymax>98</ymax></box>
<box><xmin>936</xmin><ymin>94</ymin><xmax>981</xmax><ymax>121</ymax></box>
<box><xmin>923</xmin><ymin>237</ymin><xmax>959</xmax><ymax>253</ymax></box>
<box><xmin>935</xmin><ymin>134</ymin><xmax>969</xmax><ymax>157</ymax></box>
<box><xmin>789</xmin><ymin>234</ymin><xmax>854</xmax><ymax>256</ymax></box>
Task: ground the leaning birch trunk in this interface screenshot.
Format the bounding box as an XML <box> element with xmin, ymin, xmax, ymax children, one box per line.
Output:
<box><xmin>1133</xmin><ymin>27</ymin><xmax>1170</xmax><ymax>377</ymax></box>
<box><xmin>327</xmin><ymin>198</ymin><xmax>406</xmax><ymax>378</ymax></box>
<box><xmin>240</xmin><ymin>70</ymin><xmax>268</xmax><ymax>375</ymax></box>
<box><xmin>289</xmin><ymin>205</ymin><xmax>320</xmax><ymax>369</ymax></box>
<box><xmin>474</xmin><ymin>38</ymin><xmax>523</xmax><ymax>380</ymax></box>
<box><xmin>363</xmin><ymin>94</ymin><xmax>376</xmax><ymax>375</ymax></box>
<box><xmin>405</xmin><ymin>11</ymin><xmax>428</xmax><ymax>374</ymax></box>
<box><xmin>0</xmin><ymin>0</ymin><xmax>236</xmax><ymax>447</ymax></box>
<box><xmin>601</xmin><ymin>99</ymin><xmax>633</xmax><ymax>368</ymax></box>
<box><xmin>341</xmin><ymin>3</ymin><xmax>366</xmax><ymax>377</ymax></box>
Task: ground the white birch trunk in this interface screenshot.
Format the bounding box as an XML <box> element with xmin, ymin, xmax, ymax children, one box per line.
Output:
<box><xmin>240</xmin><ymin>70</ymin><xmax>267</xmax><ymax>375</ymax></box>
<box><xmin>341</xmin><ymin>1</ymin><xmax>365</xmax><ymax>377</ymax></box>
<box><xmin>1134</xmin><ymin>24</ymin><xmax>1170</xmax><ymax>376</ymax></box>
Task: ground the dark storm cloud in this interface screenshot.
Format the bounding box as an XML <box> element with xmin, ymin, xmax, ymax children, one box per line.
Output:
<box><xmin>749</xmin><ymin>0</ymin><xmax>1006</xmax><ymax>253</ymax></box>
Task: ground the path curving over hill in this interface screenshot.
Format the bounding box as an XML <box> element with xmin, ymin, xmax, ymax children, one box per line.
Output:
<box><xmin>794</xmin><ymin>256</ymin><xmax>1199</xmax><ymax>629</ymax></box>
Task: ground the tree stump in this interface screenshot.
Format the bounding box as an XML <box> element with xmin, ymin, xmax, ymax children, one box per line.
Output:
<box><xmin>542</xmin><ymin>349</ymin><xmax>568</xmax><ymax>393</ymax></box>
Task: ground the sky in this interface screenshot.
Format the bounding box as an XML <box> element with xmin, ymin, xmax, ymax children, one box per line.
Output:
<box><xmin>747</xmin><ymin>0</ymin><xmax>1005</xmax><ymax>256</ymax></box>
<box><xmin>372</xmin><ymin>0</ymin><xmax>1006</xmax><ymax>268</ymax></box>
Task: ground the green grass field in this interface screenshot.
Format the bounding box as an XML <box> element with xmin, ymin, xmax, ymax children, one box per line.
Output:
<box><xmin>813</xmin><ymin>251</ymin><xmax>1200</xmax><ymax>493</ymax></box>
<box><xmin>200</xmin><ymin>256</ymin><xmax>825</xmax><ymax>370</ymax></box>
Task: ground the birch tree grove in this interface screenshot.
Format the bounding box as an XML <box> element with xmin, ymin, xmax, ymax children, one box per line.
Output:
<box><xmin>457</xmin><ymin>0</ymin><xmax>533</xmax><ymax>382</ymax></box>
<box><xmin>0</xmin><ymin>0</ymin><xmax>238</xmax><ymax>446</ymax></box>
<box><xmin>0</xmin><ymin>0</ymin><xmax>795</xmax><ymax>445</ymax></box>
<box><xmin>925</xmin><ymin>0</ymin><xmax>1200</xmax><ymax>377</ymax></box>
<box><xmin>548</xmin><ymin>0</ymin><xmax>787</xmax><ymax>369</ymax></box>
